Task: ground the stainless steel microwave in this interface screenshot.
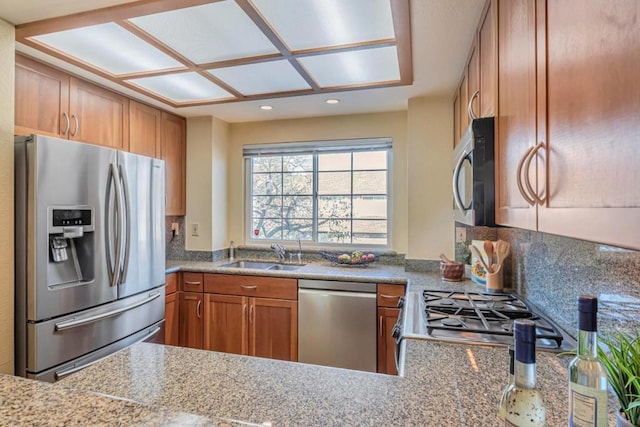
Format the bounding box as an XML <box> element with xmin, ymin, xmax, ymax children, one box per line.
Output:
<box><xmin>452</xmin><ymin>117</ymin><xmax>495</xmax><ymax>226</ymax></box>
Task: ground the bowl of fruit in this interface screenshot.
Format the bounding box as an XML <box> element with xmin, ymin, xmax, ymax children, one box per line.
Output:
<box><xmin>320</xmin><ymin>251</ymin><xmax>378</xmax><ymax>266</ymax></box>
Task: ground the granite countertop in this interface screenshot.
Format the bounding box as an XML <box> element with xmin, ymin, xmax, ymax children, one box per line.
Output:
<box><xmin>0</xmin><ymin>262</ymin><xmax>617</xmax><ymax>426</ymax></box>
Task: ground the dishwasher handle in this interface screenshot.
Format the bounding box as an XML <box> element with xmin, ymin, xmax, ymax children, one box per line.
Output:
<box><xmin>298</xmin><ymin>288</ymin><xmax>377</xmax><ymax>299</ymax></box>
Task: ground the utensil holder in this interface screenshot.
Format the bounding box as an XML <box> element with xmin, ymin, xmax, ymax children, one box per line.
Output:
<box><xmin>486</xmin><ymin>265</ymin><xmax>504</xmax><ymax>292</ymax></box>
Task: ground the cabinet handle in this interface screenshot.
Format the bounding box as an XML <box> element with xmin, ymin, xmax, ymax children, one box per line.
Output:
<box><xmin>524</xmin><ymin>142</ymin><xmax>546</xmax><ymax>205</ymax></box>
<box><xmin>242</xmin><ymin>303</ymin><xmax>247</xmax><ymax>320</ymax></box>
<box><xmin>196</xmin><ymin>299</ymin><xmax>202</xmax><ymax>319</ymax></box>
<box><xmin>249</xmin><ymin>304</ymin><xmax>254</xmax><ymax>324</ymax></box>
<box><xmin>467</xmin><ymin>90</ymin><xmax>479</xmax><ymax>121</ymax></box>
<box><xmin>62</xmin><ymin>112</ymin><xmax>70</xmax><ymax>135</ymax></box>
<box><xmin>184</xmin><ymin>281</ymin><xmax>201</xmax><ymax>286</ymax></box>
<box><xmin>70</xmin><ymin>114</ymin><xmax>79</xmax><ymax>137</ymax></box>
<box><xmin>240</xmin><ymin>285</ymin><xmax>257</xmax><ymax>290</ymax></box>
<box><xmin>516</xmin><ymin>145</ymin><xmax>537</xmax><ymax>206</ymax></box>
<box><xmin>379</xmin><ymin>315</ymin><xmax>383</xmax><ymax>336</ymax></box>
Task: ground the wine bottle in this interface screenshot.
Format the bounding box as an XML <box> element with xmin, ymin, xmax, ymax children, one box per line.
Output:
<box><xmin>568</xmin><ymin>295</ymin><xmax>608</xmax><ymax>426</ymax></box>
<box><xmin>498</xmin><ymin>346</ymin><xmax>515</xmax><ymax>421</ymax></box>
<box><xmin>504</xmin><ymin>319</ymin><xmax>545</xmax><ymax>426</ymax></box>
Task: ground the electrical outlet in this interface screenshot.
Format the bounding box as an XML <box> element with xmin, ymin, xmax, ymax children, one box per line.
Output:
<box><xmin>455</xmin><ymin>227</ymin><xmax>467</xmax><ymax>243</ymax></box>
<box><xmin>171</xmin><ymin>222</ymin><xmax>179</xmax><ymax>236</ymax></box>
<box><xmin>191</xmin><ymin>223</ymin><xmax>199</xmax><ymax>236</ymax></box>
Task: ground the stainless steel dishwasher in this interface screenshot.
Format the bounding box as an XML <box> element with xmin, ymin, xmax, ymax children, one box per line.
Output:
<box><xmin>298</xmin><ymin>279</ymin><xmax>377</xmax><ymax>372</ymax></box>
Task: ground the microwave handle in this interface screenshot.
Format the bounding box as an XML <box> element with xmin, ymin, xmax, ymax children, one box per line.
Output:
<box><xmin>452</xmin><ymin>151</ymin><xmax>469</xmax><ymax>213</ymax></box>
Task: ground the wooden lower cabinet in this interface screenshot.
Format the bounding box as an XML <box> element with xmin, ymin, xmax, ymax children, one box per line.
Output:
<box><xmin>179</xmin><ymin>292</ymin><xmax>203</xmax><ymax>349</ymax></box>
<box><xmin>377</xmin><ymin>307</ymin><xmax>400</xmax><ymax>375</ymax></box>
<box><xmin>164</xmin><ymin>291</ymin><xmax>180</xmax><ymax>346</ymax></box>
<box><xmin>203</xmin><ymin>293</ymin><xmax>298</xmax><ymax>362</ymax></box>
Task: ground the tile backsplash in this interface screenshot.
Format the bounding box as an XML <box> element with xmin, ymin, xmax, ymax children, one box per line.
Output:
<box><xmin>459</xmin><ymin>224</ymin><xmax>640</xmax><ymax>337</ymax></box>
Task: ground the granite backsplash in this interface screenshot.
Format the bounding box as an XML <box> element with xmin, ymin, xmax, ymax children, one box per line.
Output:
<box><xmin>457</xmin><ymin>223</ymin><xmax>640</xmax><ymax>338</ymax></box>
<box><xmin>165</xmin><ymin>217</ymin><xmax>228</xmax><ymax>262</ymax></box>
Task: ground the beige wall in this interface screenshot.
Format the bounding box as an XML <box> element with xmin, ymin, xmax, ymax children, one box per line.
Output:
<box><xmin>406</xmin><ymin>96</ymin><xmax>454</xmax><ymax>260</ymax></box>
<box><xmin>228</xmin><ymin>111</ymin><xmax>409</xmax><ymax>253</ymax></box>
<box><xmin>185</xmin><ymin>116</ymin><xmax>229</xmax><ymax>251</ymax></box>
<box><xmin>0</xmin><ymin>19</ymin><xmax>15</xmax><ymax>375</ymax></box>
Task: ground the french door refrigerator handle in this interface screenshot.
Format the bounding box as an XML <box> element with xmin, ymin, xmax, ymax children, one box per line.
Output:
<box><xmin>54</xmin><ymin>291</ymin><xmax>162</xmax><ymax>331</ymax></box>
<box><xmin>111</xmin><ymin>163</ymin><xmax>124</xmax><ymax>287</ymax></box>
<box><xmin>118</xmin><ymin>164</ymin><xmax>131</xmax><ymax>284</ymax></box>
<box><xmin>105</xmin><ymin>164</ymin><xmax>119</xmax><ymax>287</ymax></box>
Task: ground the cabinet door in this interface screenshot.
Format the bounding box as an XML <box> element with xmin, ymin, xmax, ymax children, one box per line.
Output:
<box><xmin>161</xmin><ymin>112</ymin><xmax>186</xmax><ymax>216</ymax></box>
<box><xmin>377</xmin><ymin>307</ymin><xmax>400</xmax><ymax>375</ymax></box>
<box><xmin>536</xmin><ymin>0</ymin><xmax>640</xmax><ymax>250</ymax></box>
<box><xmin>203</xmin><ymin>294</ymin><xmax>248</xmax><ymax>355</ymax></box>
<box><xmin>15</xmin><ymin>55</ymin><xmax>70</xmax><ymax>138</ymax></box>
<box><xmin>179</xmin><ymin>292</ymin><xmax>203</xmax><ymax>349</ymax></box>
<box><xmin>495</xmin><ymin>0</ymin><xmax>538</xmax><ymax>230</ymax></box>
<box><xmin>478</xmin><ymin>0</ymin><xmax>497</xmax><ymax>117</ymax></box>
<box><xmin>453</xmin><ymin>93</ymin><xmax>460</xmax><ymax>146</ymax></box>
<box><xmin>68</xmin><ymin>77</ymin><xmax>129</xmax><ymax>150</ymax></box>
<box><xmin>467</xmin><ymin>41</ymin><xmax>480</xmax><ymax>120</ymax></box>
<box><xmin>459</xmin><ymin>74</ymin><xmax>469</xmax><ymax>135</ymax></box>
<box><xmin>249</xmin><ymin>298</ymin><xmax>298</xmax><ymax>362</ymax></box>
<box><xmin>164</xmin><ymin>291</ymin><xmax>180</xmax><ymax>346</ymax></box>
<box><xmin>129</xmin><ymin>100</ymin><xmax>161</xmax><ymax>158</ymax></box>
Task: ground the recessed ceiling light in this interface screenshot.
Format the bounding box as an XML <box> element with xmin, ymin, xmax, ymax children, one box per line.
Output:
<box><xmin>260</xmin><ymin>105</ymin><xmax>273</xmax><ymax>110</ymax></box>
<box><xmin>326</xmin><ymin>99</ymin><xmax>340</xmax><ymax>104</ymax></box>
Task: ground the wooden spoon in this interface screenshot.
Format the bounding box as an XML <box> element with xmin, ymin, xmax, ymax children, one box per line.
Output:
<box><xmin>495</xmin><ymin>240</ymin><xmax>511</xmax><ymax>267</ymax></box>
<box><xmin>483</xmin><ymin>240</ymin><xmax>495</xmax><ymax>273</ymax></box>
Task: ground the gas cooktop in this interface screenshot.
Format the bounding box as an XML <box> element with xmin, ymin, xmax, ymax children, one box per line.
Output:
<box><xmin>400</xmin><ymin>289</ymin><xmax>576</xmax><ymax>352</ymax></box>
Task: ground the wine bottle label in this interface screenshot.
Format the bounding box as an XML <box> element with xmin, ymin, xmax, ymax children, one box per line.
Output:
<box><xmin>569</xmin><ymin>384</ymin><xmax>608</xmax><ymax>426</ymax></box>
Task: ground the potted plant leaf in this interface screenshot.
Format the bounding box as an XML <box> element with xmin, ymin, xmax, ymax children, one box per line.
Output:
<box><xmin>598</xmin><ymin>332</ymin><xmax>640</xmax><ymax>426</ymax></box>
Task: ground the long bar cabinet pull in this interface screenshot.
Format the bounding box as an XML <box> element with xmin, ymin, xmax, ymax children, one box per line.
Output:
<box><xmin>524</xmin><ymin>142</ymin><xmax>546</xmax><ymax>205</ymax></box>
<box><xmin>516</xmin><ymin>145</ymin><xmax>537</xmax><ymax>206</ymax></box>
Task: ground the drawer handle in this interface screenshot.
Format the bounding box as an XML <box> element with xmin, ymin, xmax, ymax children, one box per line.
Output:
<box><xmin>184</xmin><ymin>281</ymin><xmax>201</xmax><ymax>286</ymax></box>
<box><xmin>379</xmin><ymin>294</ymin><xmax>399</xmax><ymax>299</ymax></box>
<box><xmin>240</xmin><ymin>285</ymin><xmax>257</xmax><ymax>290</ymax></box>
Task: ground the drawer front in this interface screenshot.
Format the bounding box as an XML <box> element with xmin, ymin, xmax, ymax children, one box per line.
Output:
<box><xmin>182</xmin><ymin>272</ymin><xmax>203</xmax><ymax>292</ymax></box>
<box><xmin>377</xmin><ymin>284</ymin><xmax>406</xmax><ymax>307</ymax></box>
<box><xmin>204</xmin><ymin>274</ymin><xmax>297</xmax><ymax>300</ymax></box>
<box><xmin>165</xmin><ymin>272</ymin><xmax>178</xmax><ymax>294</ymax></box>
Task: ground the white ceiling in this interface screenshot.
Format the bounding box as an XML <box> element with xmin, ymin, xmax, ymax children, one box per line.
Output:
<box><xmin>1</xmin><ymin>0</ymin><xmax>485</xmax><ymax>123</ymax></box>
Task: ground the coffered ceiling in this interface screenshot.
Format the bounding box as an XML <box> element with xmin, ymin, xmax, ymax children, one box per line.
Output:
<box><xmin>2</xmin><ymin>0</ymin><xmax>485</xmax><ymax>122</ymax></box>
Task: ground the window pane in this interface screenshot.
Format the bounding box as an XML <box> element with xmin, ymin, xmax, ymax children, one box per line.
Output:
<box><xmin>318</xmin><ymin>219</ymin><xmax>350</xmax><ymax>243</ymax></box>
<box><xmin>283</xmin><ymin>219</ymin><xmax>313</xmax><ymax>240</ymax></box>
<box><xmin>283</xmin><ymin>155</ymin><xmax>312</xmax><ymax>172</ymax></box>
<box><xmin>283</xmin><ymin>196</ymin><xmax>313</xmax><ymax>219</ymax></box>
<box><xmin>353</xmin><ymin>151</ymin><xmax>387</xmax><ymax>170</ymax></box>
<box><xmin>353</xmin><ymin>171</ymin><xmax>386</xmax><ymax>194</ymax></box>
<box><xmin>252</xmin><ymin>156</ymin><xmax>282</xmax><ymax>173</ymax></box>
<box><xmin>318</xmin><ymin>171</ymin><xmax>351</xmax><ymax>195</ymax></box>
<box><xmin>318</xmin><ymin>153</ymin><xmax>350</xmax><ymax>171</ymax></box>
<box><xmin>283</xmin><ymin>172</ymin><xmax>312</xmax><ymax>194</ymax></box>
<box><xmin>253</xmin><ymin>196</ymin><xmax>282</xmax><ymax>218</ymax></box>
<box><xmin>318</xmin><ymin>196</ymin><xmax>351</xmax><ymax>219</ymax></box>
<box><xmin>352</xmin><ymin>220</ymin><xmax>387</xmax><ymax>245</ymax></box>
<box><xmin>252</xmin><ymin>173</ymin><xmax>281</xmax><ymax>195</ymax></box>
<box><xmin>252</xmin><ymin>218</ymin><xmax>282</xmax><ymax>240</ymax></box>
<box><xmin>353</xmin><ymin>195</ymin><xmax>386</xmax><ymax>219</ymax></box>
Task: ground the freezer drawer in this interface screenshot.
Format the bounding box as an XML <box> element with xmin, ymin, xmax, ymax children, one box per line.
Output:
<box><xmin>26</xmin><ymin>288</ymin><xmax>164</xmax><ymax>375</ymax></box>
<box><xmin>31</xmin><ymin>320</ymin><xmax>163</xmax><ymax>382</ymax></box>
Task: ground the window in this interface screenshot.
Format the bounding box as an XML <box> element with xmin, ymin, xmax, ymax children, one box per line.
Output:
<box><xmin>245</xmin><ymin>139</ymin><xmax>391</xmax><ymax>246</ymax></box>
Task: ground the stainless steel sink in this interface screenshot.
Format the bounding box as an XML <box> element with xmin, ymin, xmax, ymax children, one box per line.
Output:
<box><xmin>220</xmin><ymin>261</ymin><xmax>305</xmax><ymax>271</ymax></box>
<box><xmin>221</xmin><ymin>261</ymin><xmax>275</xmax><ymax>270</ymax></box>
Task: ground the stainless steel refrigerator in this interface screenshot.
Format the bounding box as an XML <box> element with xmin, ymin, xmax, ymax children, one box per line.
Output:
<box><xmin>15</xmin><ymin>134</ymin><xmax>166</xmax><ymax>382</ymax></box>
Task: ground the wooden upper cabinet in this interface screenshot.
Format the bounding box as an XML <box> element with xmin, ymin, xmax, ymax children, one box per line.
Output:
<box><xmin>467</xmin><ymin>41</ymin><xmax>480</xmax><ymax>120</ymax></box>
<box><xmin>495</xmin><ymin>0</ymin><xmax>538</xmax><ymax>230</ymax></box>
<box><xmin>478</xmin><ymin>0</ymin><xmax>497</xmax><ymax>117</ymax></box>
<box><xmin>161</xmin><ymin>112</ymin><xmax>186</xmax><ymax>216</ymax></box>
<box><xmin>15</xmin><ymin>55</ymin><xmax>69</xmax><ymax>138</ymax></box>
<box><xmin>68</xmin><ymin>77</ymin><xmax>129</xmax><ymax>150</ymax></box>
<box><xmin>459</xmin><ymin>73</ymin><xmax>469</xmax><ymax>136</ymax></box>
<box><xmin>250</xmin><ymin>298</ymin><xmax>297</xmax><ymax>362</ymax></box>
<box><xmin>129</xmin><ymin>100</ymin><xmax>161</xmax><ymax>158</ymax></box>
<box><xmin>536</xmin><ymin>0</ymin><xmax>640</xmax><ymax>249</ymax></box>
<box><xmin>453</xmin><ymin>93</ymin><xmax>460</xmax><ymax>146</ymax></box>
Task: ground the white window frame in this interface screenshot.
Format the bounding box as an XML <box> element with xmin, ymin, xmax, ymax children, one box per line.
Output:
<box><xmin>243</xmin><ymin>138</ymin><xmax>393</xmax><ymax>249</ymax></box>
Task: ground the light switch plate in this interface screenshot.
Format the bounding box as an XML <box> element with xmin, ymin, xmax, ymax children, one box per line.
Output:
<box><xmin>191</xmin><ymin>223</ymin><xmax>199</xmax><ymax>236</ymax></box>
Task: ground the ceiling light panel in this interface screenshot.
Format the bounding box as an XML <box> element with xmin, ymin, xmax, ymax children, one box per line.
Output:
<box><xmin>128</xmin><ymin>72</ymin><xmax>234</xmax><ymax>103</ymax></box>
<box><xmin>208</xmin><ymin>60</ymin><xmax>311</xmax><ymax>95</ymax></box>
<box><xmin>129</xmin><ymin>1</ymin><xmax>279</xmax><ymax>64</ymax></box>
<box><xmin>299</xmin><ymin>46</ymin><xmax>400</xmax><ymax>87</ymax></box>
<box><xmin>251</xmin><ymin>0</ymin><xmax>395</xmax><ymax>51</ymax></box>
<box><xmin>31</xmin><ymin>23</ymin><xmax>183</xmax><ymax>75</ymax></box>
